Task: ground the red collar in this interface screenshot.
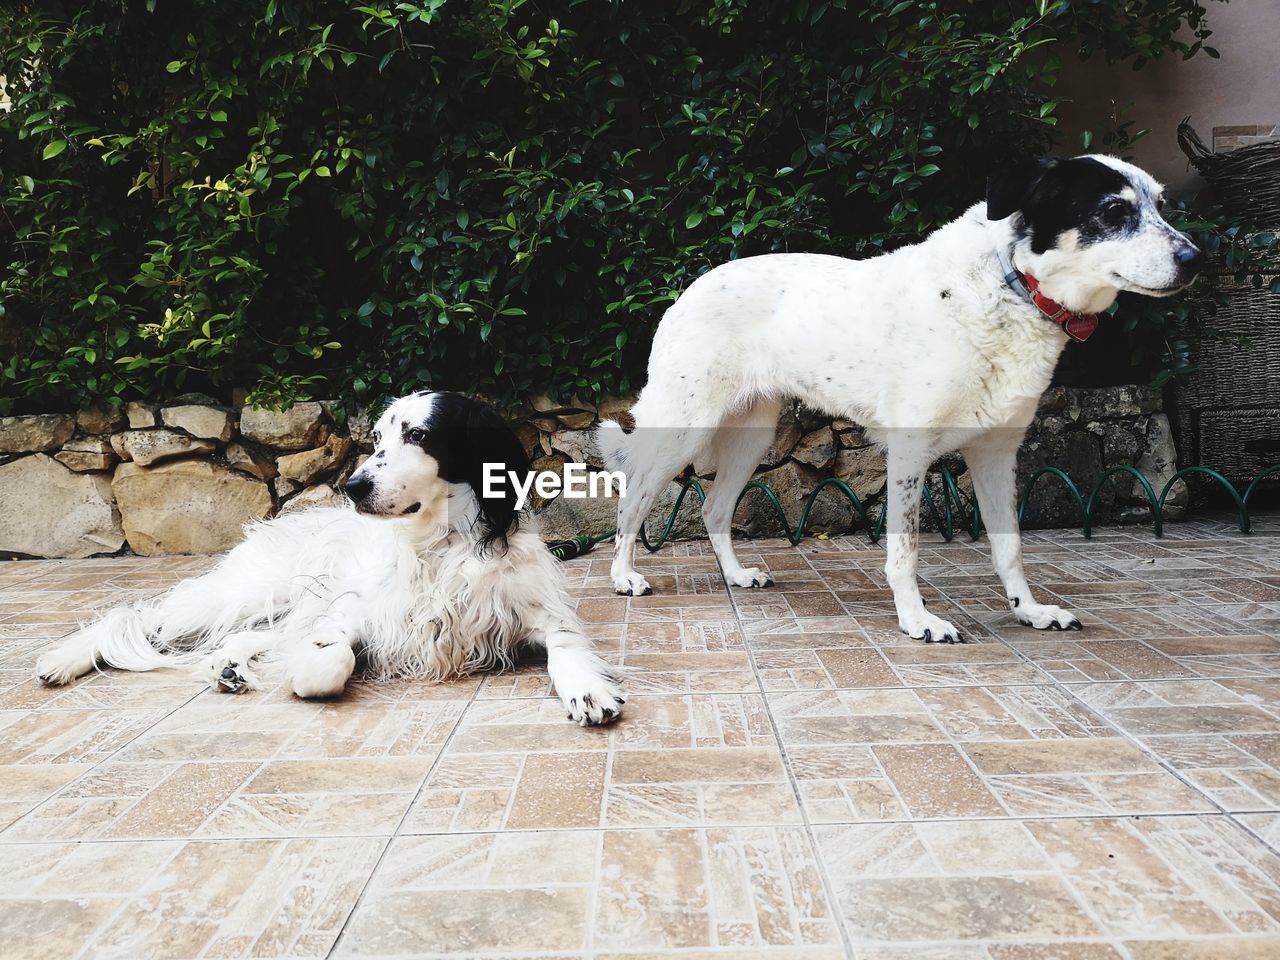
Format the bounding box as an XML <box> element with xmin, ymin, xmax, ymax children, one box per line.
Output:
<box><xmin>1021</xmin><ymin>272</ymin><xmax>1099</xmax><ymax>342</ymax></box>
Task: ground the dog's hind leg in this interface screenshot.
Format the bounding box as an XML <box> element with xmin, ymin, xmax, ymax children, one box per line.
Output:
<box><xmin>702</xmin><ymin>399</ymin><xmax>782</xmax><ymax>588</ymax></box>
<box><xmin>36</xmin><ymin>550</ymin><xmax>286</xmax><ymax>686</ymax></box>
<box><xmin>964</xmin><ymin>432</ymin><xmax>1083</xmax><ymax>631</ymax></box>
<box><xmin>201</xmin><ymin>630</ymin><xmax>277</xmax><ymax>693</ymax></box>
<box><xmin>36</xmin><ymin>601</ymin><xmax>183</xmax><ymax>686</ymax></box>
<box><xmin>885</xmin><ymin>433</ymin><xmax>962</xmax><ymax>644</ymax></box>
<box><xmin>607</xmin><ymin>393</ymin><xmax>720</xmax><ymax>597</ymax></box>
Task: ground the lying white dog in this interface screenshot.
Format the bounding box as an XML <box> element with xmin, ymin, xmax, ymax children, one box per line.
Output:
<box><xmin>600</xmin><ymin>155</ymin><xmax>1203</xmax><ymax>643</ymax></box>
<box><xmin>36</xmin><ymin>391</ymin><xmax>624</xmax><ymax>725</ymax></box>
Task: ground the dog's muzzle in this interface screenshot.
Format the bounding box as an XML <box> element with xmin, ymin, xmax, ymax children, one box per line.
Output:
<box><xmin>345</xmin><ymin>473</ymin><xmax>374</xmax><ymax>509</ymax></box>
<box><xmin>1174</xmin><ymin>241</ymin><xmax>1205</xmax><ymax>284</ymax></box>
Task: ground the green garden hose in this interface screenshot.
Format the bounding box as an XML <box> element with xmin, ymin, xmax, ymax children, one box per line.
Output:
<box><xmin>548</xmin><ymin>462</ymin><xmax>1280</xmax><ymax>560</ymax></box>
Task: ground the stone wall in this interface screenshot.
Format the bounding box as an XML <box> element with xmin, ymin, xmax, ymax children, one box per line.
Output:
<box><xmin>0</xmin><ymin>396</ymin><xmax>358</xmax><ymax>558</ymax></box>
<box><xmin>529</xmin><ymin>384</ymin><xmax>1184</xmax><ymax>542</ymax></box>
<box><xmin>0</xmin><ymin>386</ymin><xmax>1180</xmax><ymax>558</ymax></box>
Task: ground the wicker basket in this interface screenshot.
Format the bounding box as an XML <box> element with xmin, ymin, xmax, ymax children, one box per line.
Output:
<box><xmin>1178</xmin><ymin>118</ymin><xmax>1280</xmax><ymax>227</ymax></box>
<box><xmin>1173</xmin><ymin>275</ymin><xmax>1280</xmax><ymax>489</ymax></box>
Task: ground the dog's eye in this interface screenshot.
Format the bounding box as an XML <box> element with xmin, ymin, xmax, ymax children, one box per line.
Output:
<box><xmin>407</xmin><ymin>427</ymin><xmax>426</xmax><ymax>443</ymax></box>
<box><xmin>1101</xmin><ymin>199</ymin><xmax>1130</xmax><ymax>223</ymax></box>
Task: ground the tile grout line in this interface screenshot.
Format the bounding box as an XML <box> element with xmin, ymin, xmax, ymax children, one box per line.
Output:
<box><xmin>324</xmin><ymin>683</ymin><xmax>484</xmax><ymax>958</ymax></box>
<box><xmin>879</xmin><ymin>533</ymin><xmax>1280</xmax><ymax>933</ymax></box>
<box><xmin>721</xmin><ymin>559</ymin><xmax>858</xmax><ymax>960</ymax></box>
<box><xmin>1</xmin><ymin>681</ymin><xmax>211</xmax><ymax>840</ymax></box>
<box><xmin>794</xmin><ymin>531</ymin><xmax>1280</xmax><ymax>931</ymax></box>
<box><xmin>24</xmin><ymin>682</ymin><xmax>212</xmax><ymax>960</ymax></box>
<box><xmin>5</xmin><ymin>806</ymin><xmax>1275</xmax><ymax>847</ymax></box>
<box><xmin>983</xmin><ymin>612</ymin><xmax>1244</xmax><ymax>822</ymax></box>
<box><xmin>962</xmin><ymin>570</ymin><xmax>1280</xmax><ymax>864</ymax></box>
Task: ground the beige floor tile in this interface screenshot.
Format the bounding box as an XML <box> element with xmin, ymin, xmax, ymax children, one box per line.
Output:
<box><xmin>771</xmin><ymin>685</ymin><xmax>1208</xmax><ymax>821</ymax></box>
<box><xmin>1069</xmin><ymin>679</ymin><xmax>1280</xmax><ymax>810</ymax></box>
<box><xmin>592</xmin><ymin>827</ymin><xmax>840</xmax><ymax>951</ymax></box>
<box><xmin>0</xmin><ymin>707</ymin><xmax>167</xmax><ymax>765</ymax></box>
<box><xmin>336</xmin><ymin>831</ymin><xmax>597</xmax><ymax>954</ymax></box>
<box><xmin>407</xmin><ymin>693</ymin><xmax>802</xmax><ymax>831</ymax></box>
<box><xmin>10</xmin><ymin>522</ymin><xmax>1280</xmax><ymax>956</ymax></box>
<box><xmin>1124</xmin><ymin>939</ymin><xmax>1280</xmax><ymax>959</ymax></box>
<box><xmin>1236</xmin><ymin>812</ymin><xmax>1280</xmax><ymax>848</ymax></box>
<box><xmin>817</xmin><ymin>815</ymin><xmax>1280</xmax><ymax>948</ymax></box>
<box><xmin>0</xmin><ymin>837</ymin><xmax>382</xmax><ymax>959</ymax></box>
<box><xmin>1028</xmin><ymin>816</ymin><xmax>1280</xmax><ymax>937</ymax></box>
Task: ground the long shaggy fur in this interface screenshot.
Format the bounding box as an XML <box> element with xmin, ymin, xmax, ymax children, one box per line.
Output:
<box><xmin>36</xmin><ymin>393</ymin><xmax>624</xmax><ymax>725</ymax></box>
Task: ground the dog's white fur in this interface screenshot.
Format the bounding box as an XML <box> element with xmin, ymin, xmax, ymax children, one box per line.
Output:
<box><xmin>600</xmin><ymin>155</ymin><xmax>1196</xmax><ymax>642</ymax></box>
<box><xmin>36</xmin><ymin>393</ymin><xmax>624</xmax><ymax>725</ymax></box>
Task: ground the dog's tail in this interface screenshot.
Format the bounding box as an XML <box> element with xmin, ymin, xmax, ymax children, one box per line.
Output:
<box><xmin>595</xmin><ymin>409</ymin><xmax>638</xmax><ymax>472</ymax></box>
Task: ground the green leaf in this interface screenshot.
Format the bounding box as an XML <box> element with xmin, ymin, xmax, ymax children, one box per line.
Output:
<box><xmin>42</xmin><ymin>140</ymin><xmax>68</xmax><ymax>160</ymax></box>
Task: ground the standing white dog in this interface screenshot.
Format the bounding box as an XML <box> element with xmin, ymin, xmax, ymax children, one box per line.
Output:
<box><xmin>36</xmin><ymin>391</ymin><xmax>624</xmax><ymax>725</ymax></box>
<box><xmin>599</xmin><ymin>155</ymin><xmax>1203</xmax><ymax>643</ymax></box>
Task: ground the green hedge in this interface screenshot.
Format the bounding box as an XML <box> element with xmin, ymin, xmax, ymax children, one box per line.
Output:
<box><xmin>0</xmin><ymin>0</ymin><xmax>1233</xmax><ymax>413</ymax></box>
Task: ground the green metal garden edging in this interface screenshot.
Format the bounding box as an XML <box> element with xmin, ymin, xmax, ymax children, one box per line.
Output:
<box><xmin>567</xmin><ymin>462</ymin><xmax>1280</xmax><ymax>554</ymax></box>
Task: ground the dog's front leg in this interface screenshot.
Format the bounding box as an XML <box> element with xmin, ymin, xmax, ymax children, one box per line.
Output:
<box><xmin>965</xmin><ymin>435</ymin><xmax>1083</xmax><ymax>631</ymax></box>
<box><xmin>886</xmin><ymin>438</ymin><xmax>962</xmax><ymax>644</ymax></box>
<box><xmin>526</xmin><ymin>607</ymin><xmax>624</xmax><ymax>725</ymax></box>
<box><xmin>284</xmin><ymin>599</ymin><xmax>359</xmax><ymax>699</ymax></box>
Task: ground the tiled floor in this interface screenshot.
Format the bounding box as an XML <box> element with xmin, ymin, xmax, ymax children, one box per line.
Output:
<box><xmin>4</xmin><ymin>516</ymin><xmax>1280</xmax><ymax>958</ymax></box>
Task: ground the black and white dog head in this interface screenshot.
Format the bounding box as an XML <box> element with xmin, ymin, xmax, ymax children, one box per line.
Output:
<box><xmin>344</xmin><ymin>391</ymin><xmax>531</xmax><ymax>551</ymax></box>
<box><xmin>987</xmin><ymin>155</ymin><xmax>1204</xmax><ymax>312</ymax></box>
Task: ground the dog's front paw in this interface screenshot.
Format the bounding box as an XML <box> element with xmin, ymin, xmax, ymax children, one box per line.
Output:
<box><xmin>1013</xmin><ymin>601</ymin><xmax>1083</xmax><ymax>631</ymax></box>
<box><xmin>558</xmin><ymin>674</ymin><xmax>625</xmax><ymax>726</ymax></box>
<box><xmin>613</xmin><ymin>571</ymin><xmax>652</xmax><ymax>597</ymax></box>
<box><xmin>288</xmin><ymin>642</ymin><xmax>356</xmax><ymax>699</ymax></box>
<box><xmin>727</xmin><ymin>567</ymin><xmax>774</xmax><ymax>589</ymax></box>
<box><xmin>899</xmin><ymin>610</ymin><xmax>963</xmax><ymax>644</ymax></box>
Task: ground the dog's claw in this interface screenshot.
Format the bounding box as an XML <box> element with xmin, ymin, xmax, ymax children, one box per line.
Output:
<box><xmin>1068</xmin><ymin>618</ymin><xmax>1084</xmax><ymax>630</ymax></box>
<box><xmin>216</xmin><ymin>666</ymin><xmax>247</xmax><ymax>693</ymax></box>
<box><xmin>923</xmin><ymin>628</ymin><xmax>934</xmax><ymax>643</ymax></box>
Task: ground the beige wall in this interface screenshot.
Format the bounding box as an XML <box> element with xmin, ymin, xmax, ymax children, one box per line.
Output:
<box><xmin>1055</xmin><ymin>0</ymin><xmax>1280</xmax><ymax>192</ymax></box>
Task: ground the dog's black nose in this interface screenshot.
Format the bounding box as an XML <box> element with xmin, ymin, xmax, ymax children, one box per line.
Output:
<box><xmin>345</xmin><ymin>474</ymin><xmax>374</xmax><ymax>502</ymax></box>
<box><xmin>1175</xmin><ymin>243</ymin><xmax>1205</xmax><ymax>277</ymax></box>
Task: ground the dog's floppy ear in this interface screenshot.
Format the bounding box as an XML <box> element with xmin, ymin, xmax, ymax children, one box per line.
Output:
<box><xmin>986</xmin><ymin>156</ymin><xmax>1059</xmax><ymax>221</ymax></box>
<box><xmin>459</xmin><ymin>402</ymin><xmax>532</xmax><ymax>554</ymax></box>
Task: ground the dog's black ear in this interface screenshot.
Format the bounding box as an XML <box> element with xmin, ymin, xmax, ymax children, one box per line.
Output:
<box><xmin>460</xmin><ymin>402</ymin><xmax>532</xmax><ymax>554</ymax></box>
<box><xmin>986</xmin><ymin>156</ymin><xmax>1059</xmax><ymax>221</ymax></box>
